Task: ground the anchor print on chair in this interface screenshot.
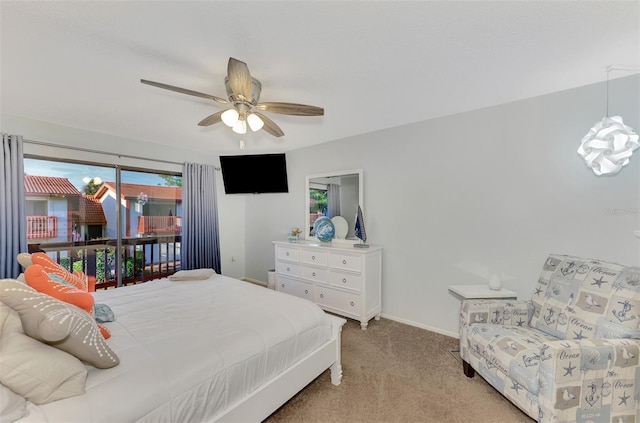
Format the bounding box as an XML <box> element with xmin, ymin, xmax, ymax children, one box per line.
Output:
<box><xmin>460</xmin><ymin>254</ymin><xmax>640</xmax><ymax>423</ymax></box>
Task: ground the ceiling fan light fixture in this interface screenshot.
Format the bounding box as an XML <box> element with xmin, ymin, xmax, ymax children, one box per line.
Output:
<box><xmin>142</xmin><ymin>57</ymin><xmax>324</xmax><ymax>143</ymax></box>
<box><xmin>247</xmin><ymin>113</ymin><xmax>264</xmax><ymax>132</ymax></box>
<box><xmin>232</xmin><ymin>118</ymin><xmax>247</xmax><ymax>134</ymax></box>
<box><xmin>221</xmin><ymin>109</ymin><xmax>239</xmax><ymax>127</ymax></box>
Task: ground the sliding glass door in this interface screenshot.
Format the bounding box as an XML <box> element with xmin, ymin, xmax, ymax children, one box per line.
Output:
<box><xmin>23</xmin><ymin>158</ymin><xmax>182</xmax><ymax>289</ymax></box>
<box><xmin>120</xmin><ymin>170</ymin><xmax>182</xmax><ymax>284</ymax></box>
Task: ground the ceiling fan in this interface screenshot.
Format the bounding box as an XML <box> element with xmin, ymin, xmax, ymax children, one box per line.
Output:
<box><xmin>141</xmin><ymin>57</ymin><xmax>324</xmax><ymax>142</ymax></box>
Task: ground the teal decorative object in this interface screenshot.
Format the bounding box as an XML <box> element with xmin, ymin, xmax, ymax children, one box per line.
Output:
<box><xmin>313</xmin><ymin>217</ymin><xmax>335</xmax><ymax>242</ymax></box>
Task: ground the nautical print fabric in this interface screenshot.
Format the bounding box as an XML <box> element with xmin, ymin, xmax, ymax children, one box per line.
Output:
<box><xmin>537</xmin><ymin>339</ymin><xmax>639</xmax><ymax>422</ymax></box>
<box><xmin>460</xmin><ymin>300</ymin><xmax>553</xmax><ymax>418</ymax></box>
<box><xmin>530</xmin><ymin>255</ymin><xmax>640</xmax><ymax>341</ymax></box>
<box><xmin>459</xmin><ymin>299</ymin><xmax>533</xmax><ymax>362</ymax></box>
<box><xmin>469</xmin><ymin>324</ymin><xmax>556</xmax><ymax>394</ymax></box>
<box><xmin>459</xmin><ymin>254</ymin><xmax>640</xmax><ymax>422</ymax></box>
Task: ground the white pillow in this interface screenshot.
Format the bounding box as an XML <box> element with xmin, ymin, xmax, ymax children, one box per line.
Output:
<box><xmin>169</xmin><ymin>268</ymin><xmax>216</xmax><ymax>281</ymax></box>
<box><xmin>0</xmin><ymin>384</ymin><xmax>26</xmax><ymax>423</ymax></box>
<box><xmin>0</xmin><ymin>301</ymin><xmax>87</xmax><ymax>405</ymax></box>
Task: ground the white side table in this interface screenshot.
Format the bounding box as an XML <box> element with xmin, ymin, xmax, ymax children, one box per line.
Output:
<box><xmin>448</xmin><ymin>284</ymin><xmax>517</xmax><ymax>300</ymax></box>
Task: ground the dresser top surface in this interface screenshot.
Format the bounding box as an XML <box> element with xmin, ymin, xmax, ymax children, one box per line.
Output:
<box><xmin>273</xmin><ymin>240</ymin><xmax>382</xmax><ymax>253</ymax></box>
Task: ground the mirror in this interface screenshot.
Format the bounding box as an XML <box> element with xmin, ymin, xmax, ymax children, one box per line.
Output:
<box><xmin>305</xmin><ymin>169</ymin><xmax>363</xmax><ymax>243</ymax></box>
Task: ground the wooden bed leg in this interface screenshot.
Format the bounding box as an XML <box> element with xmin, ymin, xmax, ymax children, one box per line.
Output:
<box><xmin>463</xmin><ymin>360</ymin><xmax>475</xmax><ymax>378</ymax></box>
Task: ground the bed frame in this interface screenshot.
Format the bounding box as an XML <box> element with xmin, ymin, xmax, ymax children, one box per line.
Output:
<box><xmin>212</xmin><ymin>314</ymin><xmax>346</xmax><ymax>422</ymax></box>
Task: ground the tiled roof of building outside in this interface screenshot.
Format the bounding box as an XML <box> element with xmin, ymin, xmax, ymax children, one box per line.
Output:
<box><xmin>97</xmin><ymin>182</ymin><xmax>182</xmax><ymax>201</ymax></box>
<box><xmin>24</xmin><ymin>175</ymin><xmax>81</xmax><ymax>196</ymax></box>
<box><xmin>75</xmin><ymin>195</ymin><xmax>107</xmax><ymax>225</ymax></box>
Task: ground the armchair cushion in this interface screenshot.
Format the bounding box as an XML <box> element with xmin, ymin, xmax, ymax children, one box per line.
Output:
<box><xmin>529</xmin><ymin>255</ymin><xmax>640</xmax><ymax>341</ymax></box>
<box><xmin>468</xmin><ymin>324</ymin><xmax>556</xmax><ymax>395</ymax></box>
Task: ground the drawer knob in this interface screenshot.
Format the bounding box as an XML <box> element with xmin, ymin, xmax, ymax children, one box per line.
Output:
<box><xmin>343</xmin><ymin>259</ymin><xmax>347</xmax><ymax>264</ymax></box>
<box><xmin>350</xmin><ymin>301</ymin><xmax>355</xmax><ymax>306</ymax></box>
<box><xmin>286</xmin><ymin>252</ymin><xmax>289</xmax><ymax>256</ymax></box>
<box><xmin>312</xmin><ymin>272</ymin><xmax>316</xmax><ymax>277</ymax></box>
<box><xmin>342</xmin><ymin>278</ymin><xmax>347</xmax><ymax>283</ymax></box>
<box><xmin>287</xmin><ymin>267</ymin><xmax>290</xmax><ymax>271</ymax></box>
<box><xmin>320</xmin><ymin>294</ymin><xmax>324</xmax><ymax>298</ymax></box>
<box><xmin>312</xmin><ymin>255</ymin><xmax>315</xmax><ymax>260</ymax></box>
<box><xmin>305</xmin><ymin>289</ymin><xmax>309</xmax><ymax>294</ymax></box>
<box><xmin>281</xmin><ymin>283</ymin><xmax>285</xmax><ymax>288</ymax></box>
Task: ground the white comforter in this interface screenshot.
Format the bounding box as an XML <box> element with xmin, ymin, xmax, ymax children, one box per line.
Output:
<box><xmin>20</xmin><ymin>274</ymin><xmax>332</xmax><ymax>423</ymax></box>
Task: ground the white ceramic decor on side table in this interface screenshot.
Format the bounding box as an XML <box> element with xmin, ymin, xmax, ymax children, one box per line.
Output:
<box><xmin>274</xmin><ymin>240</ymin><xmax>382</xmax><ymax>330</ymax></box>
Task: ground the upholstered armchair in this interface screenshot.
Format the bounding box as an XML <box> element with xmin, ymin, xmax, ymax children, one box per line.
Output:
<box><xmin>458</xmin><ymin>254</ymin><xmax>640</xmax><ymax>423</ymax></box>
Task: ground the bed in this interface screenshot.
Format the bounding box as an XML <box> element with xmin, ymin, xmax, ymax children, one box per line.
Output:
<box><xmin>1</xmin><ymin>272</ymin><xmax>345</xmax><ymax>423</ymax></box>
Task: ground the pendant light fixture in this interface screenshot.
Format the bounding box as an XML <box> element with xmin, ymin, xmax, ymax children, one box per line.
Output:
<box><xmin>577</xmin><ymin>65</ymin><xmax>639</xmax><ymax>176</ymax></box>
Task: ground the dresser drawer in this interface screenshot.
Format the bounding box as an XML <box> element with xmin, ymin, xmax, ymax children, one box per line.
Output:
<box><xmin>278</xmin><ymin>276</ymin><xmax>314</xmax><ymax>301</ymax></box>
<box><xmin>300</xmin><ymin>265</ymin><xmax>328</xmax><ymax>283</ymax></box>
<box><xmin>301</xmin><ymin>249</ymin><xmax>328</xmax><ymax>266</ymax></box>
<box><xmin>277</xmin><ymin>261</ymin><xmax>300</xmax><ymax>277</ymax></box>
<box><xmin>276</xmin><ymin>246</ymin><xmax>300</xmax><ymax>262</ymax></box>
<box><xmin>316</xmin><ymin>286</ymin><xmax>360</xmax><ymax>316</ymax></box>
<box><xmin>329</xmin><ymin>270</ymin><xmax>362</xmax><ymax>292</ymax></box>
<box><xmin>273</xmin><ymin>240</ymin><xmax>382</xmax><ymax>331</ymax></box>
<box><xmin>329</xmin><ymin>252</ymin><xmax>362</xmax><ymax>272</ymax></box>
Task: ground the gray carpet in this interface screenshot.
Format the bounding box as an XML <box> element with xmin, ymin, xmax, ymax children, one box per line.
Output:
<box><xmin>265</xmin><ymin>317</ymin><xmax>535</xmax><ymax>423</ymax></box>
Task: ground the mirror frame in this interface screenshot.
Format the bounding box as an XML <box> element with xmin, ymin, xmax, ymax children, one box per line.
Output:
<box><xmin>304</xmin><ymin>169</ymin><xmax>363</xmax><ymax>244</ymax></box>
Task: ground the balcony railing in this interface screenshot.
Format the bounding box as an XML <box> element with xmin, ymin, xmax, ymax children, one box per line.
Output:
<box><xmin>28</xmin><ymin>236</ymin><xmax>181</xmax><ymax>290</ymax></box>
<box><xmin>138</xmin><ymin>215</ymin><xmax>182</xmax><ymax>235</ymax></box>
<box><xmin>27</xmin><ymin>216</ymin><xmax>58</xmax><ymax>239</ymax></box>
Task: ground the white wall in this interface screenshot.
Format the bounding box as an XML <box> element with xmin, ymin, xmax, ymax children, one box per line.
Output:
<box><xmin>243</xmin><ymin>75</ymin><xmax>640</xmax><ymax>337</ymax></box>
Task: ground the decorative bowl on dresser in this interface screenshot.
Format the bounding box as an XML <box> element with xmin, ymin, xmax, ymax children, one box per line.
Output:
<box><xmin>273</xmin><ymin>240</ymin><xmax>382</xmax><ymax>329</ymax></box>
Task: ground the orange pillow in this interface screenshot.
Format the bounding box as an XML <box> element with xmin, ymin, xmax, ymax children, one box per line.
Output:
<box><xmin>25</xmin><ymin>264</ymin><xmax>111</xmax><ymax>339</ymax></box>
<box><xmin>30</xmin><ymin>253</ymin><xmax>88</xmax><ymax>292</ymax></box>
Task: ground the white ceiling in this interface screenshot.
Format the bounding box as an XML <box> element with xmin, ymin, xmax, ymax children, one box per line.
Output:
<box><xmin>1</xmin><ymin>1</ymin><xmax>639</xmax><ymax>154</ymax></box>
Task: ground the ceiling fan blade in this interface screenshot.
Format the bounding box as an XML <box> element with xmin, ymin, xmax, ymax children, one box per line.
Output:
<box><xmin>197</xmin><ymin>110</ymin><xmax>225</xmax><ymax>127</ymax></box>
<box><xmin>254</xmin><ymin>112</ymin><xmax>284</xmax><ymax>137</ymax></box>
<box><xmin>141</xmin><ymin>79</ymin><xmax>228</xmax><ymax>104</ymax></box>
<box><xmin>227</xmin><ymin>58</ymin><xmax>253</xmax><ymax>101</ymax></box>
<box><xmin>255</xmin><ymin>102</ymin><xmax>324</xmax><ymax>116</ymax></box>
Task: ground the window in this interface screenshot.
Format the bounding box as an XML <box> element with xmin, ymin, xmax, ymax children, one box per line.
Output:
<box><xmin>24</xmin><ymin>158</ymin><xmax>182</xmax><ymax>289</ymax></box>
<box><xmin>308</xmin><ymin>186</ymin><xmax>328</xmax><ymax>235</ymax></box>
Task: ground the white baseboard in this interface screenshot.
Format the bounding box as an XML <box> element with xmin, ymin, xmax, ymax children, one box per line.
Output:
<box><xmin>380</xmin><ymin>313</ymin><xmax>459</xmax><ymax>339</ymax></box>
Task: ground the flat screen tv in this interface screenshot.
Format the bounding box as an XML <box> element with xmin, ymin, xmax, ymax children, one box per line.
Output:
<box><xmin>220</xmin><ymin>153</ymin><xmax>289</xmax><ymax>194</ymax></box>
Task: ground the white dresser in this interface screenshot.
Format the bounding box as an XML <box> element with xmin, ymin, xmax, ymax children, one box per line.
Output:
<box><xmin>273</xmin><ymin>241</ymin><xmax>382</xmax><ymax>329</ymax></box>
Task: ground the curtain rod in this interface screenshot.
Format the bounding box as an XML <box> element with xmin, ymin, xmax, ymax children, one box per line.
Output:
<box><xmin>23</xmin><ymin>138</ymin><xmax>184</xmax><ymax>166</ymax></box>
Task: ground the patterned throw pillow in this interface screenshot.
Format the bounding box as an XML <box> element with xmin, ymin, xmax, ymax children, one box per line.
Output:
<box><xmin>30</xmin><ymin>252</ymin><xmax>88</xmax><ymax>291</ymax></box>
<box><xmin>529</xmin><ymin>254</ymin><xmax>640</xmax><ymax>340</ymax></box>
<box><xmin>25</xmin><ymin>264</ymin><xmax>94</xmax><ymax>311</ymax></box>
<box><xmin>24</xmin><ymin>264</ymin><xmax>111</xmax><ymax>339</ymax></box>
<box><xmin>0</xmin><ymin>279</ymin><xmax>119</xmax><ymax>369</ymax></box>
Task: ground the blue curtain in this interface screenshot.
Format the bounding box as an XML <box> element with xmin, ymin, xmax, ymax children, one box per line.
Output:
<box><xmin>181</xmin><ymin>162</ymin><xmax>221</xmax><ymax>273</ymax></box>
<box><xmin>1</xmin><ymin>134</ymin><xmax>27</xmax><ymax>278</ymax></box>
<box><xmin>327</xmin><ymin>183</ymin><xmax>341</xmax><ymax>218</ymax></box>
